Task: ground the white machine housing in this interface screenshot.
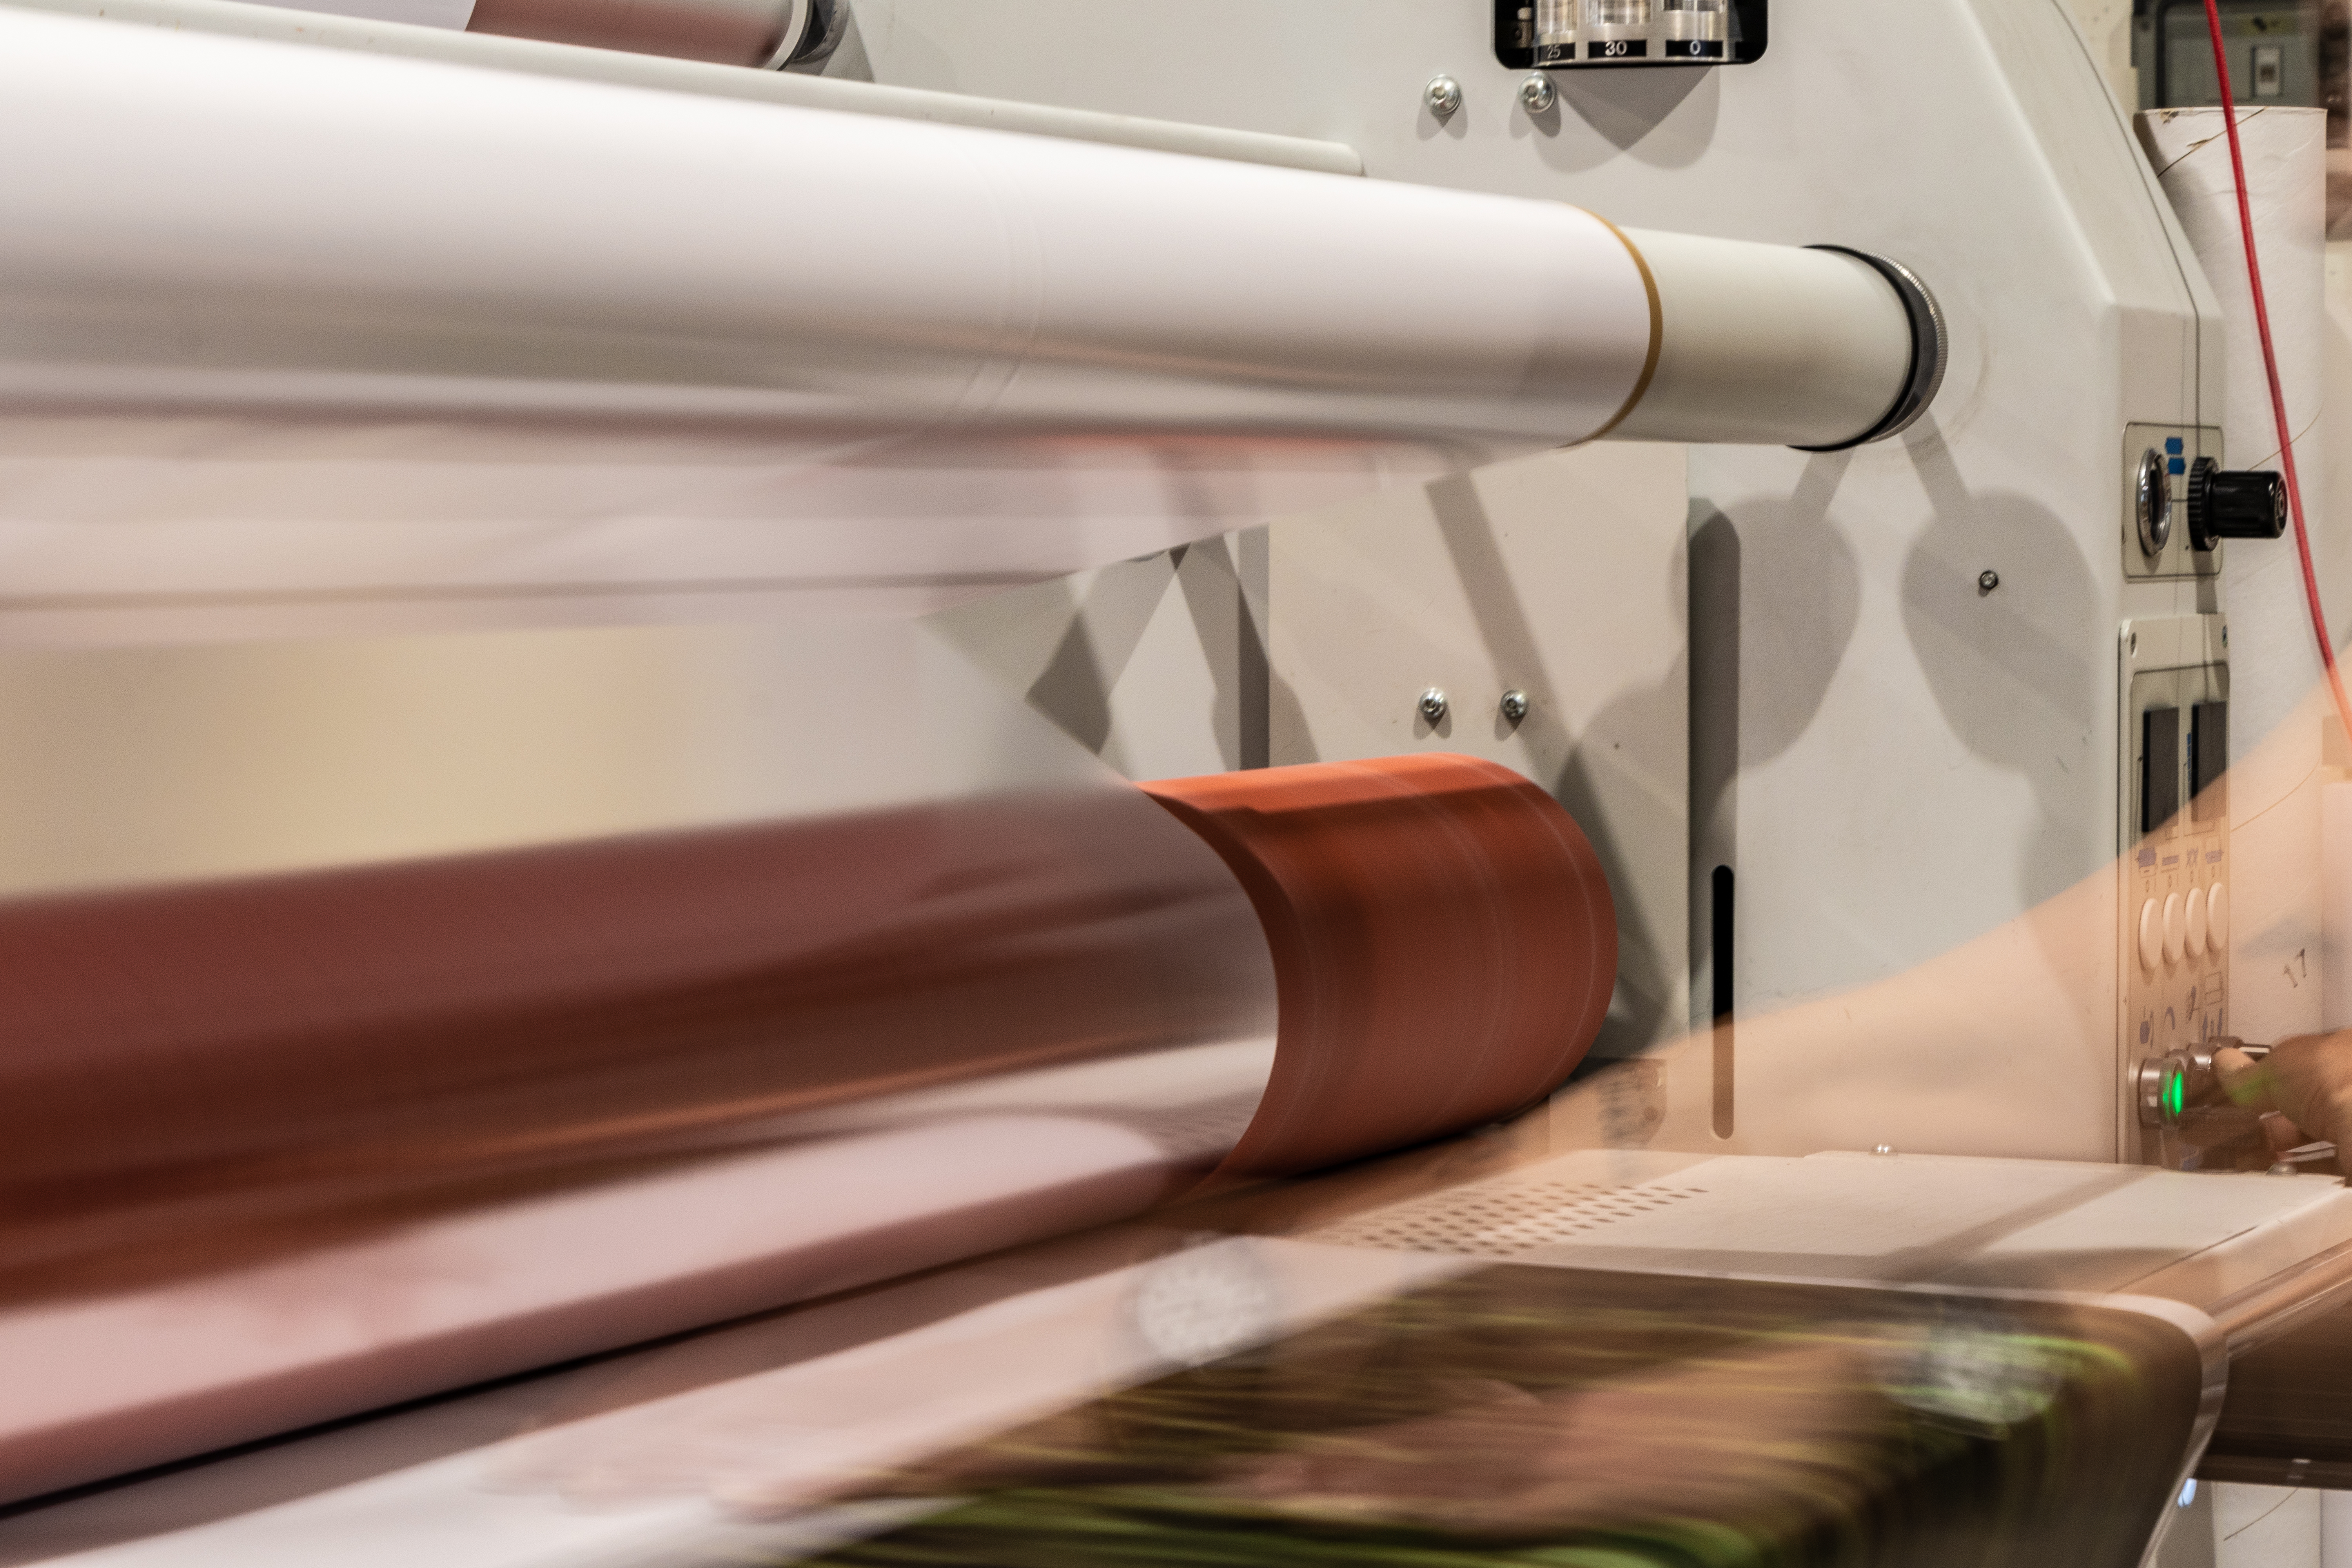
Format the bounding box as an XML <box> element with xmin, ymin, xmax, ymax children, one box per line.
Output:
<box><xmin>877</xmin><ymin>0</ymin><xmax>2236</xmax><ymax>1164</ymax></box>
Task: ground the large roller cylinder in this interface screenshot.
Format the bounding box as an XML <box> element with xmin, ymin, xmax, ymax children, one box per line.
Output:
<box><xmin>1146</xmin><ymin>755</ymin><xmax>1617</xmax><ymax>1181</ymax></box>
<box><xmin>1609</xmin><ymin>230</ymin><xmax>1947</xmax><ymax>450</ymax></box>
<box><xmin>0</xmin><ymin>7</ymin><xmax>1940</xmax><ymax>456</ymax></box>
<box><xmin>0</xmin><ymin>754</ymin><xmax>1612</xmax><ymax>1507</ymax></box>
<box><xmin>0</xmin><ymin>3</ymin><xmax>1649</xmax><ymax>452</ymax></box>
<box><xmin>0</xmin><ymin>4</ymin><xmax>1947</xmax><ymax>638</ymax></box>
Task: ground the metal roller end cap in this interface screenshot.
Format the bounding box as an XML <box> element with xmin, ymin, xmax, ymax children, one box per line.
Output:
<box><xmin>1791</xmin><ymin>248</ymin><xmax>1950</xmax><ymax>452</ymax></box>
<box><xmin>2136</xmin><ymin>448</ymin><xmax>2172</xmax><ymax>558</ymax></box>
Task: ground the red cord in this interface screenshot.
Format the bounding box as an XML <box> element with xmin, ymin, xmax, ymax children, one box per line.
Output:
<box><xmin>2200</xmin><ymin>0</ymin><xmax>2352</xmax><ymax>743</ymax></box>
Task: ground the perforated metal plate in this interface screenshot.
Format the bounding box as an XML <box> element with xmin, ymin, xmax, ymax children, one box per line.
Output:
<box><xmin>1309</xmin><ymin>1177</ymin><xmax>1709</xmax><ymax>1257</ymax></box>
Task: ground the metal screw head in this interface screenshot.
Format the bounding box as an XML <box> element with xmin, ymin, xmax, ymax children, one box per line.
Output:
<box><xmin>1978</xmin><ymin>569</ymin><xmax>2000</xmax><ymax>594</ymax></box>
<box><xmin>1518</xmin><ymin>73</ymin><xmax>1555</xmax><ymax>113</ymax></box>
<box><xmin>1418</xmin><ymin>688</ymin><xmax>1449</xmax><ymax>723</ymax></box>
<box><xmin>1499</xmin><ymin>689</ymin><xmax>1530</xmax><ymax>723</ymax></box>
<box><xmin>1425</xmin><ymin>74</ymin><xmax>1463</xmax><ymax>118</ymax></box>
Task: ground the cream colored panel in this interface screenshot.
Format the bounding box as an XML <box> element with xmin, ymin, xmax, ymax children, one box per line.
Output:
<box><xmin>1268</xmin><ymin>442</ymin><xmax>1690</xmax><ymax>1059</ymax></box>
<box><xmin>0</xmin><ymin>619</ymin><xmax>1114</xmax><ymax>897</ymax></box>
<box><xmin>924</xmin><ymin>534</ymin><xmax>1265</xmax><ymax>783</ymax></box>
<box><xmin>2216</xmin><ymin>1485</ymin><xmax>2321</xmax><ymax>1568</ymax></box>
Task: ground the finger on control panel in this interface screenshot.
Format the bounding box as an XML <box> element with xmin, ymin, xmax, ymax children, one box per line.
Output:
<box><xmin>2219</xmin><ymin>1034</ymin><xmax>2352</xmax><ymax>1151</ymax></box>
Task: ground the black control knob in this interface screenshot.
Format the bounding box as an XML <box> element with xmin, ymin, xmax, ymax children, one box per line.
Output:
<box><xmin>2187</xmin><ymin>456</ymin><xmax>2287</xmax><ymax>550</ymax></box>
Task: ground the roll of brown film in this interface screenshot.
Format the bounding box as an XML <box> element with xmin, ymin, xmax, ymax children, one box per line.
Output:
<box><xmin>465</xmin><ymin>0</ymin><xmax>804</xmax><ymax>68</ymax></box>
<box><xmin>1143</xmin><ymin>753</ymin><xmax>1617</xmax><ymax>1181</ymax></box>
<box><xmin>0</xmin><ymin>782</ymin><xmax>1277</xmax><ymax>1508</ymax></box>
<box><xmin>0</xmin><ymin>753</ymin><xmax>1614</xmax><ymax>1505</ymax></box>
<box><xmin>0</xmin><ymin>786</ymin><xmax>1270</xmax><ymax>1309</ymax></box>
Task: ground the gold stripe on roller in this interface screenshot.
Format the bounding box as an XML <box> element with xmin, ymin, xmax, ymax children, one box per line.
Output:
<box><xmin>1583</xmin><ymin>214</ymin><xmax>1663</xmax><ymax>443</ymax></box>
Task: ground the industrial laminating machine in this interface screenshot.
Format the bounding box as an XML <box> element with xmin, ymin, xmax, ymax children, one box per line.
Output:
<box><xmin>0</xmin><ymin>0</ymin><xmax>2348</xmax><ymax>1563</ymax></box>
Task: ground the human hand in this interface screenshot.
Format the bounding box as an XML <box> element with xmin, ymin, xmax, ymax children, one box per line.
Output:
<box><xmin>2215</xmin><ymin>1033</ymin><xmax>2352</xmax><ymax>1152</ymax></box>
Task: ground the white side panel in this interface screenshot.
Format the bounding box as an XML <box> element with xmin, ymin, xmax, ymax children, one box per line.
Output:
<box><xmin>9</xmin><ymin>0</ymin><xmax>1360</xmax><ymax>172</ymax></box>
<box><xmin>2216</xmin><ymin>1484</ymin><xmax>2322</xmax><ymax>1568</ymax></box>
<box><xmin>2325</xmin><ymin>780</ymin><xmax>2352</xmax><ymax>1030</ymax></box>
<box><xmin>940</xmin><ymin>445</ymin><xmax>1689</xmax><ymax>1061</ymax></box>
<box><xmin>2065</xmin><ymin>0</ymin><xmax>2141</xmax><ymax>111</ymax></box>
<box><xmin>2326</xmin><ymin>1491</ymin><xmax>2352</xmax><ymax>1568</ymax></box>
<box><xmin>853</xmin><ymin>0</ymin><xmax>2210</xmax><ymax>1158</ymax></box>
<box><xmin>2144</xmin><ymin>108</ymin><xmax>2332</xmax><ymax>1047</ymax></box>
<box><xmin>926</xmin><ymin>533</ymin><xmax>1268</xmax><ymax>783</ymax></box>
<box><xmin>0</xmin><ymin>619</ymin><xmax>1122</xmax><ymax>898</ymax></box>
<box><xmin>1267</xmin><ymin>443</ymin><xmax>1690</xmax><ymax>1060</ymax></box>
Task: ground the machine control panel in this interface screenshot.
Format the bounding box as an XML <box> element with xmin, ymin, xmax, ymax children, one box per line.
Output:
<box><xmin>1494</xmin><ymin>0</ymin><xmax>1766</xmax><ymax>67</ymax></box>
<box><xmin>2122</xmin><ymin>423</ymin><xmax>2224</xmax><ymax>580</ymax></box>
<box><xmin>2119</xmin><ymin>615</ymin><xmax>2231</xmax><ymax>1167</ymax></box>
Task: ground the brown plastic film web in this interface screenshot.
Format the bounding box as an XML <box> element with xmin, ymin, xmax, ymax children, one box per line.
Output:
<box><xmin>1144</xmin><ymin>753</ymin><xmax>1617</xmax><ymax>1181</ymax></box>
<box><xmin>0</xmin><ymin>752</ymin><xmax>1615</xmax><ymax>1507</ymax></box>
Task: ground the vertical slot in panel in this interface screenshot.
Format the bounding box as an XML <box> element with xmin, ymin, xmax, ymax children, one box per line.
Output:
<box><xmin>2143</xmin><ymin>704</ymin><xmax>2181</xmax><ymax>836</ymax></box>
<box><xmin>2191</xmin><ymin>699</ymin><xmax>2228</xmax><ymax>822</ymax></box>
<box><xmin>1711</xmin><ymin>863</ymin><xmax>1733</xmax><ymax>1138</ymax></box>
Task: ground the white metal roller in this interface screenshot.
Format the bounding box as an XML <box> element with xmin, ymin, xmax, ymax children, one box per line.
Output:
<box><xmin>0</xmin><ymin>7</ymin><xmax>1649</xmax><ymax>448</ymax></box>
<box><xmin>1611</xmin><ymin>230</ymin><xmax>1935</xmax><ymax>450</ymax></box>
<box><xmin>0</xmin><ymin>5</ymin><xmax>1936</xmax><ymax>637</ymax></box>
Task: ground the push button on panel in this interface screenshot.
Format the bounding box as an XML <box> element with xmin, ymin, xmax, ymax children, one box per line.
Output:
<box><xmin>2185</xmin><ymin>885</ymin><xmax>2208</xmax><ymax>960</ymax></box>
<box><xmin>2139</xmin><ymin>898</ymin><xmax>2163</xmax><ymax>974</ymax></box>
<box><xmin>2208</xmin><ymin>881</ymin><xmax>2229</xmax><ymax>947</ymax></box>
<box><xmin>2163</xmin><ymin>892</ymin><xmax>2185</xmax><ymax>968</ymax></box>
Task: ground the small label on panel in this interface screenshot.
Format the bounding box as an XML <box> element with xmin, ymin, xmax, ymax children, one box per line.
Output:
<box><xmin>1534</xmin><ymin>43</ymin><xmax>1575</xmax><ymax>65</ymax></box>
<box><xmin>1661</xmin><ymin>38</ymin><xmax>1725</xmax><ymax>57</ymax></box>
<box><xmin>1587</xmin><ymin>38</ymin><xmax>1648</xmax><ymax>57</ymax></box>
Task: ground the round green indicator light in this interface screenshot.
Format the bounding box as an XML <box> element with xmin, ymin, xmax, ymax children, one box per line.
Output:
<box><xmin>2163</xmin><ymin>1069</ymin><xmax>2185</xmax><ymax>1122</ymax></box>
